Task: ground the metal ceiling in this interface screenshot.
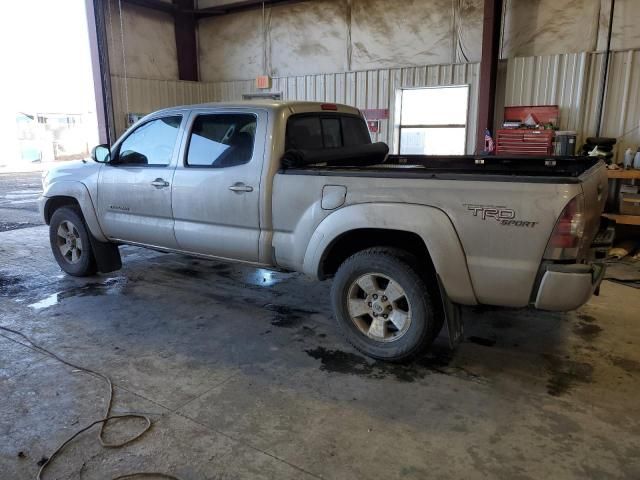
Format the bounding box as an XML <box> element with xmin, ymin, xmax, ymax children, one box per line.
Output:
<box><xmin>121</xmin><ymin>0</ymin><xmax>308</xmax><ymax>18</ymax></box>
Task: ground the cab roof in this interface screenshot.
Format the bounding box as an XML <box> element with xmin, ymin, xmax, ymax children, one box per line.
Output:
<box><xmin>152</xmin><ymin>100</ymin><xmax>362</xmax><ymax>117</ymax></box>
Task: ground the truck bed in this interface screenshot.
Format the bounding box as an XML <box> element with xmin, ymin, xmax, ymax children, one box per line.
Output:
<box><xmin>273</xmin><ymin>153</ymin><xmax>607</xmax><ymax>308</ymax></box>
<box><xmin>281</xmin><ymin>154</ymin><xmax>602</xmax><ymax>184</ymax></box>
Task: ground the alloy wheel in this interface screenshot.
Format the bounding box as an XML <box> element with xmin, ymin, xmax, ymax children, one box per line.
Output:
<box><xmin>347</xmin><ymin>272</ymin><xmax>412</xmax><ymax>342</ymax></box>
<box><xmin>56</xmin><ymin>220</ymin><xmax>83</xmax><ymax>264</ymax></box>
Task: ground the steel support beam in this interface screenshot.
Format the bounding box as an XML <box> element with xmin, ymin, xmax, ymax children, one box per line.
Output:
<box><xmin>195</xmin><ymin>0</ymin><xmax>305</xmax><ymax>18</ymax></box>
<box><xmin>595</xmin><ymin>0</ymin><xmax>615</xmax><ymax>137</ymax></box>
<box><xmin>85</xmin><ymin>0</ymin><xmax>115</xmax><ymax>145</ymax></box>
<box><xmin>174</xmin><ymin>0</ymin><xmax>198</xmax><ymax>81</ymax></box>
<box><xmin>122</xmin><ymin>0</ymin><xmax>307</xmax><ymax>20</ymax></box>
<box><xmin>476</xmin><ymin>0</ymin><xmax>503</xmax><ymax>154</ymax></box>
<box><xmin>121</xmin><ymin>0</ymin><xmax>177</xmax><ymax>14</ymax></box>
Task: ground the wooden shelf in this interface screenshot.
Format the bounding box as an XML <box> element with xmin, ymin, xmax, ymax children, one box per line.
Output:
<box><xmin>602</xmin><ymin>213</ymin><xmax>640</xmax><ymax>226</ymax></box>
<box><xmin>607</xmin><ymin>169</ymin><xmax>640</xmax><ymax>179</ymax></box>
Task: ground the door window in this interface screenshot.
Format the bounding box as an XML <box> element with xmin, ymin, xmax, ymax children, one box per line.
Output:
<box><xmin>186</xmin><ymin>114</ymin><xmax>257</xmax><ymax>168</ymax></box>
<box><xmin>116</xmin><ymin>116</ymin><xmax>182</xmax><ymax>166</ymax></box>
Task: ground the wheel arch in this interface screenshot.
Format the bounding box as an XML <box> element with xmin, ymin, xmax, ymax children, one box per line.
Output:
<box><xmin>319</xmin><ymin>229</ymin><xmax>431</xmax><ymax>278</ymax></box>
<box><xmin>43</xmin><ymin>196</ymin><xmax>79</xmax><ymax>224</ymax></box>
<box><xmin>42</xmin><ymin>181</ymin><xmax>107</xmax><ymax>242</ymax></box>
<box><xmin>303</xmin><ymin>203</ymin><xmax>478</xmax><ymax>305</ymax></box>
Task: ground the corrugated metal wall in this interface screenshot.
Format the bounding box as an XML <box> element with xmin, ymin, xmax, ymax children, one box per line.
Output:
<box><xmin>112</xmin><ymin>49</ymin><xmax>639</xmax><ymax>159</ymax></box>
<box><xmin>504</xmin><ymin>49</ymin><xmax>640</xmax><ymax>159</ymax></box>
<box><xmin>110</xmin><ymin>76</ymin><xmax>218</xmax><ymax>136</ymax></box>
<box><xmin>504</xmin><ymin>52</ymin><xmax>589</xmax><ymax>134</ymax></box>
<box><xmin>210</xmin><ymin>63</ymin><xmax>481</xmax><ymax>152</ymax></box>
<box><xmin>112</xmin><ymin>62</ymin><xmax>480</xmax><ymax>153</ymax></box>
<box><xmin>586</xmin><ymin>49</ymin><xmax>640</xmax><ymax>158</ymax></box>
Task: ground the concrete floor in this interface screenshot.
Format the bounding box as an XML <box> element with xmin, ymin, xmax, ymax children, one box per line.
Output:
<box><xmin>1</xmin><ymin>227</ymin><xmax>640</xmax><ymax>478</ymax></box>
<box><xmin>0</xmin><ymin>172</ymin><xmax>43</xmax><ymax>232</ymax></box>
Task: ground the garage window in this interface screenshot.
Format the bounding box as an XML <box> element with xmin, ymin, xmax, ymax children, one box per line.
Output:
<box><xmin>397</xmin><ymin>86</ymin><xmax>469</xmax><ymax>155</ymax></box>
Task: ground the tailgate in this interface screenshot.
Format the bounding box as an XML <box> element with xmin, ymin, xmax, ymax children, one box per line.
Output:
<box><xmin>579</xmin><ymin>160</ymin><xmax>608</xmax><ymax>250</ymax></box>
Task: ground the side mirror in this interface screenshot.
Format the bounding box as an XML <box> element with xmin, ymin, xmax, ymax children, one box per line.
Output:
<box><xmin>91</xmin><ymin>144</ymin><xmax>111</xmax><ymax>163</ymax></box>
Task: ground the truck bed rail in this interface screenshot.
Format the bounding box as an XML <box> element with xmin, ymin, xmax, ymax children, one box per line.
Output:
<box><xmin>280</xmin><ymin>153</ymin><xmax>603</xmax><ymax>182</ymax></box>
<box><xmin>384</xmin><ymin>155</ymin><xmax>600</xmax><ymax>177</ymax></box>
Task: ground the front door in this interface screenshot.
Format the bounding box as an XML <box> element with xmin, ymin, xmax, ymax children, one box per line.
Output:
<box><xmin>171</xmin><ymin>109</ymin><xmax>265</xmax><ymax>262</ymax></box>
<box><xmin>97</xmin><ymin>115</ymin><xmax>184</xmax><ymax>248</ymax></box>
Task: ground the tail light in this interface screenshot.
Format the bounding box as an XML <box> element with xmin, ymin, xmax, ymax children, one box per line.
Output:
<box><xmin>544</xmin><ymin>195</ymin><xmax>585</xmax><ymax>260</ymax></box>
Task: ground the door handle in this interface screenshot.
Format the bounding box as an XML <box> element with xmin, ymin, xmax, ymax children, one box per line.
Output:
<box><xmin>151</xmin><ymin>178</ymin><xmax>170</xmax><ymax>188</ymax></box>
<box><xmin>228</xmin><ymin>183</ymin><xmax>253</xmax><ymax>193</ymax></box>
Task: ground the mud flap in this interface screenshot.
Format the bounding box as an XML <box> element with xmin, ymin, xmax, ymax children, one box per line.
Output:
<box><xmin>437</xmin><ymin>275</ymin><xmax>464</xmax><ymax>349</ymax></box>
<box><xmin>88</xmin><ymin>235</ymin><xmax>122</xmax><ymax>273</ymax></box>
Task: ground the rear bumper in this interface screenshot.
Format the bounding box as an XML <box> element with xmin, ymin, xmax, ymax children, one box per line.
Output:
<box><xmin>534</xmin><ymin>262</ymin><xmax>606</xmax><ymax>311</ymax></box>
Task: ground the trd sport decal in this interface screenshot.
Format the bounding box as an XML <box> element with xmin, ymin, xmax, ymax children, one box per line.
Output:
<box><xmin>464</xmin><ymin>204</ymin><xmax>538</xmax><ymax>228</ymax></box>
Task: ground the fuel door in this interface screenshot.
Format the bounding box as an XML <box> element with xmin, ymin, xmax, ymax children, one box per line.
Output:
<box><xmin>321</xmin><ymin>185</ymin><xmax>347</xmax><ymax>210</ymax></box>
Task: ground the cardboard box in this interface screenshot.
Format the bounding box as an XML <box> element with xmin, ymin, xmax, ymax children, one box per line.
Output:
<box><xmin>619</xmin><ymin>192</ymin><xmax>640</xmax><ymax>215</ymax></box>
<box><xmin>620</xmin><ymin>184</ymin><xmax>639</xmax><ymax>194</ymax></box>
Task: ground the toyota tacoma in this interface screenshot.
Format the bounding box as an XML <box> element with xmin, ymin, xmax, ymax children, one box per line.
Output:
<box><xmin>40</xmin><ymin>101</ymin><xmax>609</xmax><ymax>361</ymax></box>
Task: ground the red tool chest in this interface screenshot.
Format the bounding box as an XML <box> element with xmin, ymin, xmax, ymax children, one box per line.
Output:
<box><xmin>496</xmin><ymin>105</ymin><xmax>558</xmax><ymax>156</ymax></box>
<box><xmin>496</xmin><ymin>129</ymin><xmax>555</xmax><ymax>155</ymax></box>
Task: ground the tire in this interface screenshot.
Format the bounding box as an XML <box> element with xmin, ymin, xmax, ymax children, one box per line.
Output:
<box><xmin>49</xmin><ymin>206</ymin><xmax>97</xmax><ymax>277</ymax></box>
<box><xmin>331</xmin><ymin>247</ymin><xmax>441</xmax><ymax>362</ymax></box>
<box><xmin>585</xmin><ymin>137</ymin><xmax>616</xmax><ymax>146</ymax></box>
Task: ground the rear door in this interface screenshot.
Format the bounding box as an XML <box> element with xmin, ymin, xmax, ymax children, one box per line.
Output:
<box><xmin>97</xmin><ymin>115</ymin><xmax>184</xmax><ymax>248</ymax></box>
<box><xmin>171</xmin><ymin>108</ymin><xmax>267</xmax><ymax>262</ymax></box>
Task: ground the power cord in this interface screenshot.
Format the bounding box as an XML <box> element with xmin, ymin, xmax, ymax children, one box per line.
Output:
<box><xmin>0</xmin><ymin>325</ymin><xmax>184</xmax><ymax>480</ymax></box>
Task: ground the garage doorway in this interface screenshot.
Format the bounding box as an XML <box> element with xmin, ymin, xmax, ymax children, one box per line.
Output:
<box><xmin>396</xmin><ymin>85</ymin><xmax>469</xmax><ymax>155</ymax></box>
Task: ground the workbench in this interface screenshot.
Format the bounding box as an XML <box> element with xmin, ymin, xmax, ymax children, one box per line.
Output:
<box><xmin>606</xmin><ymin>169</ymin><xmax>640</xmax><ymax>180</ymax></box>
<box><xmin>603</xmin><ymin>169</ymin><xmax>640</xmax><ymax>226</ymax></box>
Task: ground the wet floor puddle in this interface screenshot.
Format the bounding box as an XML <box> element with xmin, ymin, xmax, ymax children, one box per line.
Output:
<box><xmin>27</xmin><ymin>277</ymin><xmax>129</xmax><ymax>310</ymax></box>
<box><xmin>0</xmin><ymin>274</ymin><xmax>26</xmax><ymax>296</ymax></box>
<box><xmin>264</xmin><ymin>303</ymin><xmax>319</xmax><ymax>328</ymax></box>
<box><xmin>305</xmin><ymin>345</ymin><xmax>466</xmax><ymax>383</ymax></box>
<box><xmin>181</xmin><ymin>261</ymin><xmax>296</xmax><ymax>289</ymax></box>
<box><xmin>543</xmin><ymin>354</ymin><xmax>594</xmax><ymax>396</ymax></box>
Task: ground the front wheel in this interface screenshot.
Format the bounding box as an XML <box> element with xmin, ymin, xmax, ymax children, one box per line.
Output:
<box><xmin>49</xmin><ymin>207</ymin><xmax>97</xmax><ymax>277</ymax></box>
<box><xmin>331</xmin><ymin>247</ymin><xmax>441</xmax><ymax>362</ymax></box>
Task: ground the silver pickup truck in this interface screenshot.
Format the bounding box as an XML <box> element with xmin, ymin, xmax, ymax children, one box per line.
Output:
<box><xmin>40</xmin><ymin>101</ymin><xmax>608</xmax><ymax>361</ymax></box>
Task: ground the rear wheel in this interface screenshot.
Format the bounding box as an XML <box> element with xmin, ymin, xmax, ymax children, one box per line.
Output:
<box><xmin>49</xmin><ymin>207</ymin><xmax>96</xmax><ymax>277</ymax></box>
<box><xmin>331</xmin><ymin>247</ymin><xmax>441</xmax><ymax>362</ymax></box>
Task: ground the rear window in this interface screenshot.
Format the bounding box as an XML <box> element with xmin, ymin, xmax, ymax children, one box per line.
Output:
<box><xmin>342</xmin><ymin>116</ymin><xmax>372</xmax><ymax>146</ymax></box>
<box><xmin>286</xmin><ymin>114</ymin><xmax>371</xmax><ymax>150</ymax></box>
